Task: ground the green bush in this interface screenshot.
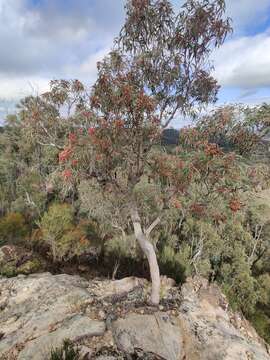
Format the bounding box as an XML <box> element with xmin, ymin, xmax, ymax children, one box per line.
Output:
<box><xmin>159</xmin><ymin>245</ymin><xmax>186</xmax><ymax>283</ymax></box>
<box><xmin>17</xmin><ymin>258</ymin><xmax>42</xmax><ymax>275</ymax></box>
<box><xmin>105</xmin><ymin>234</ymin><xmax>140</xmax><ymax>260</ymax></box>
<box><xmin>58</xmin><ymin>220</ymin><xmax>101</xmax><ymax>261</ymax></box>
<box><xmin>0</xmin><ymin>212</ymin><xmax>28</xmax><ymax>246</ymax></box>
<box><xmin>39</xmin><ymin>204</ymin><xmax>102</xmax><ymax>262</ymax></box>
<box><xmin>38</xmin><ymin>203</ymin><xmax>74</xmax><ymax>262</ymax></box>
<box><xmin>249</xmin><ymin>309</ymin><xmax>270</xmax><ymax>344</ymax></box>
<box><xmin>0</xmin><ymin>263</ymin><xmax>17</xmax><ymax>277</ymax></box>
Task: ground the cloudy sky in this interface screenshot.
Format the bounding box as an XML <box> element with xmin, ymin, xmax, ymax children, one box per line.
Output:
<box><xmin>0</xmin><ymin>0</ymin><xmax>270</xmax><ymax>120</ymax></box>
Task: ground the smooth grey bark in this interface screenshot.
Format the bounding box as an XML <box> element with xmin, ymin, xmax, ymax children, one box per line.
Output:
<box><xmin>130</xmin><ymin>206</ymin><xmax>160</xmax><ymax>305</ymax></box>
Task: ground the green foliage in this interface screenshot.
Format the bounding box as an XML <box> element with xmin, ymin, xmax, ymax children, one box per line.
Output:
<box><xmin>10</xmin><ymin>170</ymin><xmax>47</xmax><ymax>218</ymax></box>
<box><xmin>159</xmin><ymin>244</ymin><xmax>186</xmax><ymax>283</ymax></box>
<box><xmin>0</xmin><ymin>213</ymin><xmax>28</xmax><ymax>246</ymax></box>
<box><xmin>105</xmin><ymin>234</ymin><xmax>140</xmax><ymax>261</ymax></box>
<box><xmin>38</xmin><ymin>203</ymin><xmax>74</xmax><ymax>262</ymax></box>
<box><xmin>249</xmin><ymin>310</ymin><xmax>270</xmax><ymax>344</ymax></box>
<box><xmin>38</xmin><ymin>203</ymin><xmax>102</xmax><ymax>262</ymax></box>
<box><xmin>59</xmin><ymin>220</ymin><xmax>101</xmax><ymax>260</ymax></box>
<box><xmin>17</xmin><ymin>258</ymin><xmax>42</xmax><ymax>275</ymax></box>
<box><xmin>257</xmin><ymin>274</ymin><xmax>270</xmax><ymax>305</ymax></box>
<box><xmin>0</xmin><ymin>257</ymin><xmax>43</xmax><ymax>277</ymax></box>
<box><xmin>0</xmin><ymin>263</ymin><xmax>17</xmax><ymax>277</ymax></box>
<box><xmin>50</xmin><ymin>339</ymin><xmax>80</xmax><ymax>360</ymax></box>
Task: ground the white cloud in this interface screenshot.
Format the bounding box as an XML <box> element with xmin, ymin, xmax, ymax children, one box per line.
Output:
<box><xmin>0</xmin><ymin>74</ymin><xmax>50</xmax><ymax>100</ymax></box>
<box><xmin>213</xmin><ymin>30</ymin><xmax>270</xmax><ymax>88</ymax></box>
<box><xmin>226</xmin><ymin>0</ymin><xmax>270</xmax><ymax>33</ymax></box>
<box><xmin>0</xmin><ymin>0</ymin><xmax>269</xmax><ymax>109</ymax></box>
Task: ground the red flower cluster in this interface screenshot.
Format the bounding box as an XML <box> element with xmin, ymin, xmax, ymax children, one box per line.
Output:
<box><xmin>136</xmin><ymin>92</ymin><xmax>155</xmax><ymax>113</ymax></box>
<box><xmin>204</xmin><ymin>143</ymin><xmax>222</xmax><ymax>156</ymax></box>
<box><xmin>62</xmin><ymin>169</ymin><xmax>72</xmax><ymax>180</ymax></box>
<box><xmin>68</xmin><ymin>133</ymin><xmax>77</xmax><ymax>143</ymax></box>
<box><xmin>229</xmin><ymin>199</ymin><xmax>242</xmax><ymax>212</ymax></box>
<box><xmin>59</xmin><ymin>147</ymin><xmax>72</xmax><ymax>163</ymax></box>
<box><xmin>88</xmin><ymin>127</ymin><xmax>95</xmax><ymax>136</ymax></box>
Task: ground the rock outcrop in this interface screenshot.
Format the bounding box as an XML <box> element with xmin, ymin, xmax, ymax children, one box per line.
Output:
<box><xmin>0</xmin><ymin>272</ymin><xmax>269</xmax><ymax>359</ymax></box>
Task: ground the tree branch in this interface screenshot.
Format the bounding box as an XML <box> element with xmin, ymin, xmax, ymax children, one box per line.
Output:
<box><xmin>145</xmin><ymin>216</ymin><xmax>161</xmax><ymax>238</ymax></box>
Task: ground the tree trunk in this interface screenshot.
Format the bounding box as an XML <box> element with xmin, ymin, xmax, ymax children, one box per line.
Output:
<box><xmin>130</xmin><ymin>206</ymin><xmax>160</xmax><ymax>305</ymax></box>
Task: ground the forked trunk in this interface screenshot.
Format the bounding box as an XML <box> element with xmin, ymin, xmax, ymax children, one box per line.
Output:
<box><xmin>130</xmin><ymin>206</ymin><xmax>160</xmax><ymax>305</ymax></box>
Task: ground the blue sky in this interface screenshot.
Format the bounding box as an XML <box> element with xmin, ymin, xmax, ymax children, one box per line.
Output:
<box><xmin>0</xmin><ymin>0</ymin><xmax>270</xmax><ymax>120</ymax></box>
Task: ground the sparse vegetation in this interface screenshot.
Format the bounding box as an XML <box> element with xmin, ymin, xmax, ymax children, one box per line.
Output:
<box><xmin>49</xmin><ymin>339</ymin><xmax>80</xmax><ymax>360</ymax></box>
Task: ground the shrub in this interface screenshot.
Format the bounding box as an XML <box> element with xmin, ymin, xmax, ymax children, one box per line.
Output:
<box><xmin>0</xmin><ymin>212</ymin><xmax>28</xmax><ymax>246</ymax></box>
<box><xmin>38</xmin><ymin>203</ymin><xmax>74</xmax><ymax>262</ymax></box>
<box><xmin>159</xmin><ymin>245</ymin><xmax>186</xmax><ymax>283</ymax></box>
<box><xmin>39</xmin><ymin>204</ymin><xmax>102</xmax><ymax>262</ymax></box>
<box><xmin>105</xmin><ymin>234</ymin><xmax>140</xmax><ymax>261</ymax></box>
<box><xmin>17</xmin><ymin>258</ymin><xmax>42</xmax><ymax>275</ymax></box>
<box><xmin>0</xmin><ymin>263</ymin><xmax>17</xmax><ymax>277</ymax></box>
<box><xmin>221</xmin><ymin>245</ymin><xmax>259</xmax><ymax>315</ymax></box>
<box><xmin>57</xmin><ymin>227</ymin><xmax>86</xmax><ymax>261</ymax></box>
<box><xmin>250</xmin><ymin>309</ymin><xmax>270</xmax><ymax>344</ymax></box>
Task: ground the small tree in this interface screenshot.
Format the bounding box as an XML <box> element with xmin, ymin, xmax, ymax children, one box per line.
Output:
<box><xmin>57</xmin><ymin>0</ymin><xmax>231</xmax><ymax>304</ymax></box>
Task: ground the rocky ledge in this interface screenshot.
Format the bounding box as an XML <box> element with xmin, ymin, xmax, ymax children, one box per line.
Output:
<box><xmin>0</xmin><ymin>272</ymin><xmax>269</xmax><ymax>360</ymax></box>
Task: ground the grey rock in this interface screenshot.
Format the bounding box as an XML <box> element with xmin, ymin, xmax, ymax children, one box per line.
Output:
<box><xmin>18</xmin><ymin>315</ymin><xmax>104</xmax><ymax>360</ymax></box>
<box><xmin>112</xmin><ymin>312</ymin><xmax>182</xmax><ymax>360</ymax></box>
<box><xmin>178</xmin><ymin>276</ymin><xmax>270</xmax><ymax>360</ymax></box>
<box><xmin>0</xmin><ymin>273</ymin><xmax>105</xmax><ymax>359</ymax></box>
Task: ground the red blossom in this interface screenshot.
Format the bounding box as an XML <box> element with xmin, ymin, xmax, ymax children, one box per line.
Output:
<box><xmin>88</xmin><ymin>127</ymin><xmax>95</xmax><ymax>136</ymax></box>
<box><xmin>71</xmin><ymin>159</ymin><xmax>78</xmax><ymax>166</ymax></box>
<box><xmin>68</xmin><ymin>132</ymin><xmax>77</xmax><ymax>143</ymax></box>
<box><xmin>62</xmin><ymin>169</ymin><xmax>72</xmax><ymax>180</ymax></box>
<box><xmin>59</xmin><ymin>148</ymin><xmax>72</xmax><ymax>163</ymax></box>
<box><xmin>204</xmin><ymin>143</ymin><xmax>222</xmax><ymax>156</ymax></box>
<box><xmin>229</xmin><ymin>199</ymin><xmax>242</xmax><ymax>212</ymax></box>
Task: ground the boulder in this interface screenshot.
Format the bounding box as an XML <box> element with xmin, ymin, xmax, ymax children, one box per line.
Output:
<box><xmin>112</xmin><ymin>312</ymin><xmax>182</xmax><ymax>360</ymax></box>
<box><xmin>0</xmin><ymin>273</ymin><xmax>105</xmax><ymax>359</ymax></box>
<box><xmin>18</xmin><ymin>315</ymin><xmax>104</xmax><ymax>360</ymax></box>
<box><xmin>178</xmin><ymin>276</ymin><xmax>270</xmax><ymax>360</ymax></box>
